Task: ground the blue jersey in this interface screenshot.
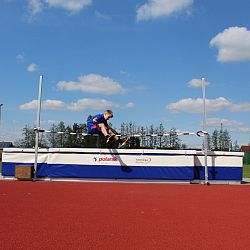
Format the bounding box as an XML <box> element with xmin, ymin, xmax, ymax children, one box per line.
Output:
<box><xmin>87</xmin><ymin>113</ymin><xmax>108</xmax><ymax>129</ymax></box>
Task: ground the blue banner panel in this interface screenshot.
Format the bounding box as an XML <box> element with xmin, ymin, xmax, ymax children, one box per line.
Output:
<box><xmin>2</xmin><ymin>162</ymin><xmax>47</xmax><ymax>177</ymax></box>
<box><xmin>38</xmin><ymin>164</ymin><xmax>194</xmax><ymax>180</ymax></box>
<box><xmin>194</xmin><ymin>166</ymin><xmax>242</xmax><ymax>180</ymax></box>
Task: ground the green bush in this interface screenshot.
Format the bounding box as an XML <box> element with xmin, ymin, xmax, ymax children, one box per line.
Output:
<box><xmin>244</xmin><ymin>152</ymin><xmax>250</xmax><ymax>165</ymax></box>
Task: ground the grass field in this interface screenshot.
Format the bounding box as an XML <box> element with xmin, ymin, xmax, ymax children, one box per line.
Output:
<box><xmin>243</xmin><ymin>164</ymin><xmax>250</xmax><ymax>178</ymax></box>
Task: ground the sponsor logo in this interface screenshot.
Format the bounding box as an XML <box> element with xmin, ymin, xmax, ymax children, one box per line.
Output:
<box><xmin>135</xmin><ymin>157</ymin><xmax>151</xmax><ymax>164</ymax></box>
<box><xmin>93</xmin><ymin>156</ymin><xmax>118</xmax><ymax>162</ymax></box>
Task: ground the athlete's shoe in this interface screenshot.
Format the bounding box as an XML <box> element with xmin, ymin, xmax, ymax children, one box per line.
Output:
<box><xmin>118</xmin><ymin>137</ymin><xmax>129</xmax><ymax>148</ymax></box>
<box><xmin>106</xmin><ymin>134</ymin><xmax>114</xmax><ymax>144</ymax></box>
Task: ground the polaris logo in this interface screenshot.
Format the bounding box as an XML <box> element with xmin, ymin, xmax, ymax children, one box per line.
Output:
<box><xmin>93</xmin><ymin>156</ymin><xmax>118</xmax><ymax>162</ymax></box>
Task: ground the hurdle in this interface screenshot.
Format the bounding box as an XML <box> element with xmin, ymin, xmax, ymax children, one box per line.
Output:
<box><xmin>30</xmin><ymin>76</ymin><xmax>211</xmax><ymax>183</ymax></box>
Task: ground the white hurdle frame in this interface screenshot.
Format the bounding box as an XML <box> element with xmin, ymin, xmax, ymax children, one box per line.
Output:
<box><xmin>33</xmin><ymin>128</ymin><xmax>207</xmax><ymax>138</ymax></box>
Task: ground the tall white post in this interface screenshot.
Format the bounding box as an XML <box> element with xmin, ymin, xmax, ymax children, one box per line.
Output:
<box><xmin>0</xmin><ymin>104</ymin><xmax>3</xmax><ymax>141</ymax></box>
<box><xmin>202</xmin><ymin>78</ymin><xmax>209</xmax><ymax>184</ymax></box>
<box><xmin>34</xmin><ymin>75</ymin><xmax>43</xmax><ymax>178</ymax></box>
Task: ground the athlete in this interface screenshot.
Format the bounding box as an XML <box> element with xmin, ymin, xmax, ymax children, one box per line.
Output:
<box><xmin>87</xmin><ymin>110</ymin><xmax>119</xmax><ymax>143</ymax></box>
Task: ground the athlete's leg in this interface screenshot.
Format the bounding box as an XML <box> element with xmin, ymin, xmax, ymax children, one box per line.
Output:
<box><xmin>96</xmin><ymin>123</ymin><xmax>109</xmax><ymax>137</ymax></box>
<box><xmin>106</xmin><ymin>127</ymin><xmax>119</xmax><ymax>140</ymax></box>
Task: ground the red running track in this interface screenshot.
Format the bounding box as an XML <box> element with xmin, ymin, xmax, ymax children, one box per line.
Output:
<box><xmin>1</xmin><ymin>181</ymin><xmax>250</xmax><ymax>250</ymax></box>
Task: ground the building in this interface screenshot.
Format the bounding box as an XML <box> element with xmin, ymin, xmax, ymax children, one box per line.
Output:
<box><xmin>241</xmin><ymin>145</ymin><xmax>250</xmax><ymax>153</ymax></box>
<box><xmin>241</xmin><ymin>145</ymin><xmax>250</xmax><ymax>164</ymax></box>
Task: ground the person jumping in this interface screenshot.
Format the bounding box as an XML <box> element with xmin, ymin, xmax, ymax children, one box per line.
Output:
<box><xmin>87</xmin><ymin>110</ymin><xmax>120</xmax><ymax>143</ymax></box>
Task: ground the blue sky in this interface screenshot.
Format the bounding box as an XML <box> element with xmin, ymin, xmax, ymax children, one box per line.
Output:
<box><xmin>1</xmin><ymin>0</ymin><xmax>250</xmax><ymax>147</ymax></box>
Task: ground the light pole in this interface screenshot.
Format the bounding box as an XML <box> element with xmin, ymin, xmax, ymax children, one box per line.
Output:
<box><xmin>0</xmin><ymin>104</ymin><xmax>3</xmax><ymax>123</ymax></box>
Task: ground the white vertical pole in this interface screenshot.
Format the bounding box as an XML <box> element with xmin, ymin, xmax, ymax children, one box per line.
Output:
<box><xmin>0</xmin><ymin>104</ymin><xmax>3</xmax><ymax>140</ymax></box>
<box><xmin>202</xmin><ymin>78</ymin><xmax>209</xmax><ymax>184</ymax></box>
<box><xmin>34</xmin><ymin>75</ymin><xmax>43</xmax><ymax>178</ymax></box>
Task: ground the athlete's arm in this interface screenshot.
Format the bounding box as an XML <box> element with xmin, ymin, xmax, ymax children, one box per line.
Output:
<box><xmin>92</xmin><ymin>118</ymin><xmax>98</xmax><ymax>123</ymax></box>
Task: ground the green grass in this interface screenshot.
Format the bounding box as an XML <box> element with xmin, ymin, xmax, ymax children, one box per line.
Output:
<box><xmin>243</xmin><ymin>164</ymin><xmax>250</xmax><ymax>178</ymax></box>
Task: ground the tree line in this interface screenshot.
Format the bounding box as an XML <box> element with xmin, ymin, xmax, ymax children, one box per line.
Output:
<box><xmin>15</xmin><ymin>121</ymin><xmax>240</xmax><ymax>151</ymax></box>
<box><xmin>207</xmin><ymin>128</ymin><xmax>240</xmax><ymax>152</ymax></box>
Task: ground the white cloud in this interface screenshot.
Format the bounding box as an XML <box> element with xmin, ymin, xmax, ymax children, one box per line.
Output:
<box><xmin>206</xmin><ymin>118</ymin><xmax>244</xmax><ymax>127</ymax></box>
<box><xmin>94</xmin><ymin>10</ymin><xmax>110</xmax><ymax>20</ymax></box>
<box><xmin>20</xmin><ymin>99</ymin><xmax>134</xmax><ymax>112</ymax></box>
<box><xmin>187</xmin><ymin>78</ymin><xmax>210</xmax><ymax>88</ymax></box>
<box><xmin>19</xmin><ymin>99</ymin><xmax>66</xmax><ymax>110</ymax></box>
<box><xmin>136</xmin><ymin>0</ymin><xmax>193</xmax><ymax>21</ymax></box>
<box><xmin>167</xmin><ymin>96</ymin><xmax>250</xmax><ymax>114</ymax></box>
<box><xmin>166</xmin><ymin>97</ymin><xmax>232</xmax><ymax>113</ymax></box>
<box><xmin>57</xmin><ymin>73</ymin><xmax>126</xmax><ymax>95</ymax></box>
<box><xmin>210</xmin><ymin>26</ymin><xmax>250</xmax><ymax>62</ymax></box>
<box><xmin>40</xmin><ymin>120</ymin><xmax>61</xmax><ymax>125</ymax></box>
<box><xmin>67</xmin><ymin>98</ymin><xmax>120</xmax><ymax>111</ymax></box>
<box><xmin>27</xmin><ymin>0</ymin><xmax>43</xmax><ymax>16</ymax></box>
<box><xmin>19</xmin><ymin>100</ymin><xmax>37</xmax><ymax>110</ymax></box>
<box><xmin>43</xmin><ymin>100</ymin><xmax>66</xmax><ymax>109</ymax></box>
<box><xmin>230</xmin><ymin>102</ymin><xmax>250</xmax><ymax>112</ymax></box>
<box><xmin>67</xmin><ymin>99</ymin><xmax>134</xmax><ymax>111</ymax></box>
<box><xmin>45</xmin><ymin>0</ymin><xmax>91</xmax><ymax>12</ymax></box>
<box><xmin>123</xmin><ymin>102</ymin><xmax>135</xmax><ymax>109</ymax></box>
<box><xmin>16</xmin><ymin>53</ymin><xmax>25</xmax><ymax>61</ymax></box>
<box><xmin>1</xmin><ymin>130</ymin><xmax>23</xmax><ymax>142</ymax></box>
<box><xmin>135</xmin><ymin>85</ymin><xmax>148</xmax><ymax>91</ymax></box>
<box><xmin>120</xmin><ymin>70</ymin><xmax>130</xmax><ymax>76</ymax></box>
<box><xmin>237</xmin><ymin>127</ymin><xmax>250</xmax><ymax>133</ymax></box>
<box><xmin>26</xmin><ymin>0</ymin><xmax>91</xmax><ymax>16</ymax></box>
<box><xmin>27</xmin><ymin>63</ymin><xmax>38</xmax><ymax>72</ymax></box>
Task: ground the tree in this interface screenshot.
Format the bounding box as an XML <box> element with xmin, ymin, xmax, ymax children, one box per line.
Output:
<box><xmin>64</xmin><ymin>123</ymin><xmax>86</xmax><ymax>148</ymax></box>
<box><xmin>149</xmin><ymin>125</ymin><xmax>156</xmax><ymax>148</ymax></box>
<box><xmin>220</xmin><ymin>129</ymin><xmax>231</xmax><ymax>151</ymax></box>
<box><xmin>211</xmin><ymin>128</ymin><xmax>232</xmax><ymax>151</ymax></box>
<box><xmin>165</xmin><ymin>128</ymin><xmax>183</xmax><ymax>149</ymax></box>
<box><xmin>211</xmin><ymin>129</ymin><xmax>219</xmax><ymax>150</ymax></box>
<box><xmin>46</xmin><ymin>122</ymin><xmax>87</xmax><ymax>148</ymax></box>
<box><xmin>16</xmin><ymin>125</ymin><xmax>47</xmax><ymax>148</ymax></box>
<box><xmin>46</xmin><ymin>121</ymin><xmax>66</xmax><ymax>148</ymax></box>
<box><xmin>207</xmin><ymin>133</ymin><xmax>211</xmax><ymax>151</ymax></box>
<box><xmin>138</xmin><ymin>126</ymin><xmax>146</xmax><ymax>148</ymax></box>
<box><xmin>119</xmin><ymin>123</ymin><xmax>185</xmax><ymax>149</ymax></box>
<box><xmin>46</xmin><ymin>124</ymin><xmax>57</xmax><ymax>148</ymax></box>
<box><xmin>157</xmin><ymin>123</ymin><xmax>165</xmax><ymax>148</ymax></box>
<box><xmin>232</xmin><ymin>140</ymin><xmax>240</xmax><ymax>152</ymax></box>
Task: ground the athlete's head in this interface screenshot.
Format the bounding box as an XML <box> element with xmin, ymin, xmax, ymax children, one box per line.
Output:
<box><xmin>104</xmin><ymin>110</ymin><xmax>113</xmax><ymax>120</ymax></box>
